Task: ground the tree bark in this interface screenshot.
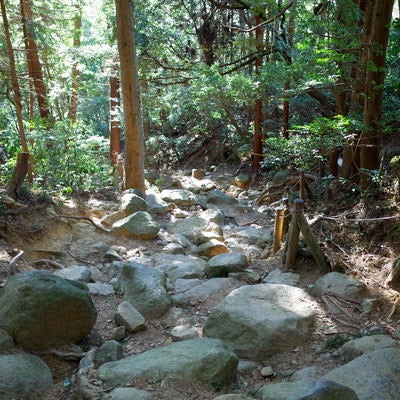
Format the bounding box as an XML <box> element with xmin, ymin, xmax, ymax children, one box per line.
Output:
<box><xmin>251</xmin><ymin>15</ymin><xmax>264</xmax><ymax>173</ymax></box>
<box><xmin>1</xmin><ymin>0</ymin><xmax>29</xmax><ymax>154</ymax></box>
<box><xmin>68</xmin><ymin>5</ymin><xmax>82</xmax><ymax>122</ymax></box>
<box><xmin>20</xmin><ymin>0</ymin><xmax>50</xmax><ymax>120</ymax></box>
<box><xmin>109</xmin><ymin>73</ymin><xmax>121</xmax><ymax>167</ymax></box>
<box><xmin>6</xmin><ymin>152</ymin><xmax>29</xmax><ymax>200</ymax></box>
<box><xmin>359</xmin><ymin>0</ymin><xmax>394</xmax><ymax>188</ymax></box>
<box><xmin>115</xmin><ymin>0</ymin><xmax>145</xmax><ymax>192</ymax></box>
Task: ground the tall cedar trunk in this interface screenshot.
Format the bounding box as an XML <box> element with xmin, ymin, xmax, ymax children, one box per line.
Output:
<box><xmin>115</xmin><ymin>0</ymin><xmax>145</xmax><ymax>192</ymax></box>
<box><xmin>341</xmin><ymin>0</ymin><xmax>370</xmax><ymax>178</ymax></box>
<box><xmin>20</xmin><ymin>0</ymin><xmax>49</xmax><ymax>120</ymax></box>
<box><xmin>251</xmin><ymin>16</ymin><xmax>264</xmax><ymax>173</ymax></box>
<box><xmin>359</xmin><ymin>0</ymin><xmax>394</xmax><ymax>188</ymax></box>
<box><xmin>282</xmin><ymin>5</ymin><xmax>295</xmax><ymax>139</ymax></box>
<box><xmin>109</xmin><ymin>74</ymin><xmax>121</xmax><ymax>167</ymax></box>
<box><xmin>68</xmin><ymin>6</ymin><xmax>82</xmax><ymax>122</ymax></box>
<box><xmin>1</xmin><ymin>0</ymin><xmax>29</xmax><ymax>154</ymax></box>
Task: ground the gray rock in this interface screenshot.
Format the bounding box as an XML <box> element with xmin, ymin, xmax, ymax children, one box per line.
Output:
<box><xmin>54</xmin><ymin>265</ymin><xmax>91</xmax><ymax>282</ymax></box>
<box><xmin>170</xmin><ymin>210</ymin><xmax>224</xmax><ymax>244</ymax></box>
<box><xmin>263</xmin><ymin>269</ymin><xmax>300</xmax><ymax>286</ymax></box>
<box><xmin>114</xmin><ymin>301</ymin><xmax>146</xmax><ymax>332</ymax></box>
<box><xmin>162</xmin><ymin>242</ymin><xmax>186</xmax><ymax>254</ymax></box>
<box><xmin>119</xmin><ymin>262</ymin><xmax>171</xmax><ymax>319</ymax></box>
<box><xmin>314</xmin><ymin>272</ymin><xmax>366</xmax><ymax>298</ymax></box>
<box><xmin>94</xmin><ymin>340</ymin><xmax>123</xmax><ymax>367</ymax></box>
<box><xmin>297</xmin><ymin>380</ymin><xmax>359</xmax><ymax>399</ymax></box>
<box><xmin>206</xmin><ymin>252</ymin><xmax>248</xmax><ymax>278</ymax></box>
<box><xmin>146</xmin><ymin>191</ymin><xmax>171</xmax><ymax>214</ymax></box>
<box><xmin>170</xmin><ymin>324</ymin><xmax>201</xmax><ymax>341</ymax></box>
<box><xmin>97</xmin><ymin>337</ymin><xmax>238</xmax><ymax>387</ymax></box>
<box><xmin>105</xmin><ymin>387</ymin><xmax>152</xmax><ymax>400</ymax></box>
<box><xmin>321</xmin><ymin>348</ymin><xmax>400</xmax><ymax>400</ymax></box>
<box><xmin>339</xmin><ymin>334</ymin><xmax>400</xmax><ymax>362</ymax></box>
<box><xmin>171</xmin><ymin>277</ymin><xmax>239</xmax><ymax>307</ymax></box>
<box><xmin>0</xmin><ymin>328</ymin><xmax>14</xmax><ymax>350</ymax></box>
<box><xmin>0</xmin><ymin>354</ymin><xmax>53</xmax><ymax>400</ymax></box>
<box><xmin>161</xmin><ymin>189</ymin><xmax>199</xmax><ymax>206</ymax></box>
<box><xmin>120</xmin><ymin>191</ymin><xmax>147</xmax><ymax>213</ymax></box>
<box><xmin>231</xmin><ymin>226</ymin><xmax>273</xmax><ymax>245</ymax></box>
<box><xmin>111</xmin><ymin>211</ymin><xmax>160</xmax><ymax>239</ymax></box>
<box><xmin>153</xmin><ymin>253</ymin><xmax>206</xmax><ymax>282</ymax></box>
<box><xmin>213</xmin><ymin>395</ymin><xmax>255</xmax><ymax>400</ymax></box>
<box><xmin>289</xmin><ymin>366</ymin><xmax>322</xmax><ymax>382</ymax></box>
<box><xmin>87</xmin><ymin>282</ymin><xmax>115</xmax><ymax>296</ymax></box>
<box><xmin>206</xmin><ymin>189</ymin><xmax>238</xmax><ymax>205</ymax></box>
<box><xmin>203</xmin><ymin>284</ymin><xmax>316</xmax><ymax>360</ymax></box>
<box><xmin>0</xmin><ymin>271</ymin><xmax>97</xmax><ymax>351</ymax></box>
<box><xmin>101</xmin><ymin>210</ymin><xmax>130</xmax><ymax>227</ymax></box>
<box><xmin>255</xmin><ymin>381</ymin><xmax>315</xmax><ymax>400</ymax></box>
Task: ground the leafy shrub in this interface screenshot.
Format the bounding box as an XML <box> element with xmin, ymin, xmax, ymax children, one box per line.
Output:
<box><xmin>29</xmin><ymin>120</ymin><xmax>111</xmax><ymax>193</ymax></box>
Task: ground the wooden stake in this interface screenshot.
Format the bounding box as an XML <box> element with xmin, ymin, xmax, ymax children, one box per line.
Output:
<box><xmin>284</xmin><ymin>198</ymin><xmax>303</xmax><ymax>270</ymax></box>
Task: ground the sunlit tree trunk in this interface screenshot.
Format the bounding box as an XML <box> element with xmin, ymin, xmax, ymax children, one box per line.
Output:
<box><xmin>68</xmin><ymin>5</ymin><xmax>82</xmax><ymax>122</ymax></box>
<box><xmin>20</xmin><ymin>0</ymin><xmax>50</xmax><ymax>120</ymax></box>
<box><xmin>109</xmin><ymin>73</ymin><xmax>121</xmax><ymax>167</ymax></box>
<box><xmin>115</xmin><ymin>0</ymin><xmax>145</xmax><ymax>192</ymax></box>
<box><xmin>282</xmin><ymin>4</ymin><xmax>295</xmax><ymax>139</ymax></box>
<box><xmin>251</xmin><ymin>15</ymin><xmax>264</xmax><ymax>173</ymax></box>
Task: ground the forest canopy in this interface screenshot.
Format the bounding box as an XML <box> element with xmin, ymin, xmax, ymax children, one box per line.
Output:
<box><xmin>0</xmin><ymin>0</ymin><xmax>398</xmax><ymax>195</ymax></box>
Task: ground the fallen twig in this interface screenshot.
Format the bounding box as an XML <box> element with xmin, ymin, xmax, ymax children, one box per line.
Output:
<box><xmin>8</xmin><ymin>249</ymin><xmax>24</xmax><ymax>270</ymax></box>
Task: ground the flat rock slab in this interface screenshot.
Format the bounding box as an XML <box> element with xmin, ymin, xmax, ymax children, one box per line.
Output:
<box><xmin>97</xmin><ymin>337</ymin><xmax>238</xmax><ymax>387</ymax></box>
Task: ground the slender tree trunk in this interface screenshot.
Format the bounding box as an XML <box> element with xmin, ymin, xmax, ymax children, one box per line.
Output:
<box><xmin>20</xmin><ymin>0</ymin><xmax>50</xmax><ymax>120</ymax></box>
<box><xmin>109</xmin><ymin>74</ymin><xmax>121</xmax><ymax>167</ymax></box>
<box><xmin>251</xmin><ymin>15</ymin><xmax>264</xmax><ymax>173</ymax></box>
<box><xmin>115</xmin><ymin>0</ymin><xmax>145</xmax><ymax>192</ymax></box>
<box><xmin>68</xmin><ymin>6</ymin><xmax>82</xmax><ymax>122</ymax></box>
<box><xmin>1</xmin><ymin>0</ymin><xmax>29</xmax><ymax>154</ymax></box>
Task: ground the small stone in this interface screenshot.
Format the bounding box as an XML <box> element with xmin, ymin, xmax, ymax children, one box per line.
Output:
<box><xmin>261</xmin><ymin>366</ymin><xmax>274</xmax><ymax>377</ymax></box>
<box><xmin>111</xmin><ymin>326</ymin><xmax>126</xmax><ymax>341</ymax></box>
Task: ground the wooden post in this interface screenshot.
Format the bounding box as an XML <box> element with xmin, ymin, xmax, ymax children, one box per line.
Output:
<box><xmin>284</xmin><ymin>198</ymin><xmax>303</xmax><ymax>270</ymax></box>
<box><xmin>297</xmin><ymin>212</ymin><xmax>330</xmax><ymax>273</ymax></box>
<box><xmin>273</xmin><ymin>206</ymin><xmax>286</xmax><ymax>254</ymax></box>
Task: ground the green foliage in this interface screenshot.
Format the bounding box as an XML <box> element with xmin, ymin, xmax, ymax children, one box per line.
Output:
<box><xmin>324</xmin><ymin>333</ymin><xmax>350</xmax><ymax>350</ymax></box>
<box><xmin>29</xmin><ymin>121</ymin><xmax>111</xmax><ymax>193</ymax></box>
<box><xmin>264</xmin><ymin>115</ymin><xmax>357</xmax><ymax>170</ymax></box>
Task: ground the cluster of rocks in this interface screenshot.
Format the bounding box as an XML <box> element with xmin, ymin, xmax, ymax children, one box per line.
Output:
<box><xmin>0</xmin><ymin>172</ymin><xmax>399</xmax><ymax>400</ymax></box>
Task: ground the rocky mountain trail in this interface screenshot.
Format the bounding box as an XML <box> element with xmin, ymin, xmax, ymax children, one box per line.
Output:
<box><xmin>0</xmin><ymin>166</ymin><xmax>399</xmax><ymax>399</ymax></box>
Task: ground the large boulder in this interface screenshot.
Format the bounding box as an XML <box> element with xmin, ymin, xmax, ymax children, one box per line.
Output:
<box><xmin>0</xmin><ymin>270</ymin><xmax>97</xmax><ymax>351</ymax></box>
<box><xmin>0</xmin><ymin>353</ymin><xmax>53</xmax><ymax>399</ymax></box>
<box><xmin>119</xmin><ymin>262</ymin><xmax>171</xmax><ymax>319</ymax></box>
<box><xmin>110</xmin><ymin>211</ymin><xmax>160</xmax><ymax>239</ymax></box>
<box><xmin>255</xmin><ymin>380</ymin><xmax>359</xmax><ymax>400</ymax></box>
<box><xmin>313</xmin><ymin>272</ymin><xmax>366</xmax><ymax>298</ymax></box>
<box><xmin>203</xmin><ymin>284</ymin><xmax>317</xmax><ymax>360</ymax></box>
<box><xmin>320</xmin><ymin>348</ymin><xmax>400</xmax><ymax>400</ymax></box>
<box><xmin>97</xmin><ymin>337</ymin><xmax>238</xmax><ymax>387</ymax></box>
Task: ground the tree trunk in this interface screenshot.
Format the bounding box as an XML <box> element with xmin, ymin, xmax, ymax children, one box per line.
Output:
<box><xmin>109</xmin><ymin>74</ymin><xmax>121</xmax><ymax>167</ymax></box>
<box><xmin>6</xmin><ymin>152</ymin><xmax>29</xmax><ymax>200</ymax></box>
<box><xmin>115</xmin><ymin>0</ymin><xmax>145</xmax><ymax>192</ymax></box>
<box><xmin>359</xmin><ymin>0</ymin><xmax>394</xmax><ymax>188</ymax></box>
<box><xmin>251</xmin><ymin>16</ymin><xmax>264</xmax><ymax>173</ymax></box>
<box><xmin>68</xmin><ymin>6</ymin><xmax>82</xmax><ymax>122</ymax></box>
<box><xmin>1</xmin><ymin>0</ymin><xmax>29</xmax><ymax>155</ymax></box>
<box><xmin>20</xmin><ymin>0</ymin><xmax>50</xmax><ymax>120</ymax></box>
